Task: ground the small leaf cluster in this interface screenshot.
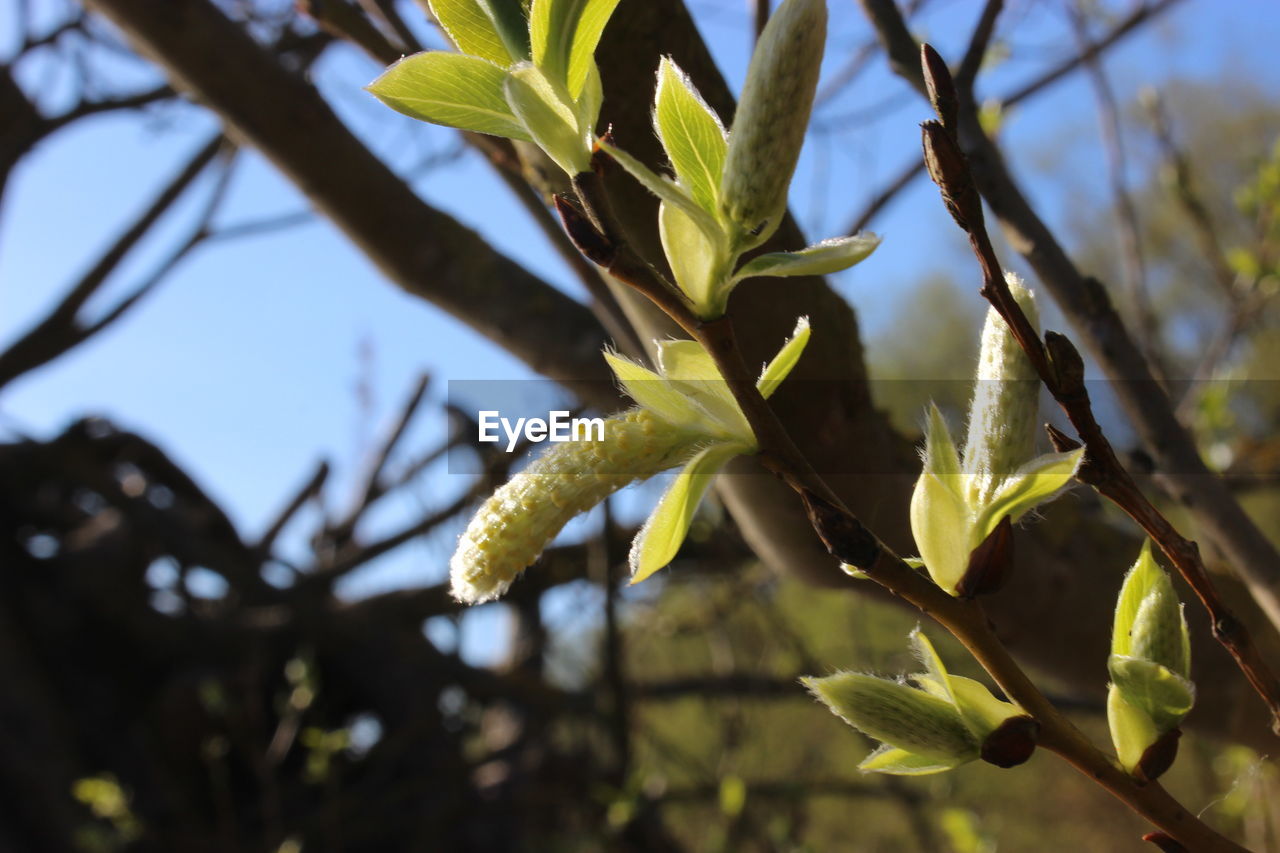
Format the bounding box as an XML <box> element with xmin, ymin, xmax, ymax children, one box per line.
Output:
<box><xmin>805</xmin><ymin>629</ymin><xmax>1034</xmax><ymax>775</ymax></box>
<box><xmin>605</xmin><ymin>0</ymin><xmax>879</xmax><ymax>319</ymax></box>
<box><xmin>1107</xmin><ymin>541</ymin><xmax>1195</xmax><ymax>781</ymax></box>
<box><xmin>367</xmin><ymin>0</ymin><xmax>621</xmax><ymax>175</ymax></box>
<box><xmin>910</xmin><ymin>276</ymin><xmax>1083</xmax><ymax>595</ymax></box>
<box><xmin>606</xmin><ymin>318</ymin><xmax>811</xmax><ymax>581</ymax></box>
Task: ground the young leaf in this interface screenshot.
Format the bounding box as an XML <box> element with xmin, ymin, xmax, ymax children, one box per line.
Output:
<box><xmin>922</xmin><ymin>403</ymin><xmax>962</xmax><ymax>481</ymax></box>
<box><xmin>483</xmin><ymin>0</ymin><xmax>533</xmax><ymax>61</ymax></box>
<box><xmin>756</xmin><ymin>316</ymin><xmax>811</xmax><ymax>399</ymax></box>
<box><xmin>976</xmin><ymin>447</ymin><xmax>1083</xmax><ymax>539</ymax></box>
<box><xmin>731</xmin><ymin>234</ymin><xmax>881</xmax><ymax>282</ymax></box>
<box><xmin>565</xmin><ymin>0</ymin><xmax>620</xmax><ymax>98</ymax></box>
<box><xmin>1113</xmin><ymin>540</ymin><xmax>1163</xmax><ymax>658</ymax></box>
<box><xmin>367</xmin><ymin>52</ymin><xmax>531</xmax><ymax>141</ymax></box>
<box><xmin>629</xmin><ymin>442</ymin><xmax>743</xmax><ymax>583</ymax></box>
<box><xmin>910</xmin><ymin>469</ymin><xmax>972</xmax><ymax>595</ymax></box>
<box><xmin>1108</xmin><ymin>656</ymin><xmax>1195</xmax><ymax>730</ymax></box>
<box><xmin>530</xmin><ymin>0</ymin><xmax>618</xmax><ymax>96</ymax></box>
<box><xmin>597</xmin><ymin>139</ymin><xmax>724</xmax><ymax>243</ymax></box>
<box><xmin>429</xmin><ymin>0</ymin><xmax>514</xmax><ymax>66</ymax></box>
<box><xmin>803</xmin><ymin>672</ymin><xmax>977</xmax><ymax>762</ymax></box>
<box><xmin>655</xmin><ymin>340</ymin><xmax>751</xmax><ymax>440</ymax></box>
<box><xmin>653</xmin><ymin>57</ymin><xmax>728</xmax><ymax>214</ymax></box>
<box><xmin>603</xmin><ymin>352</ymin><xmax>702</xmax><ymax>428</ymax></box>
<box><xmin>858</xmin><ymin>744</ymin><xmax>968</xmax><ymax>776</ymax></box>
<box><xmin>1108</xmin><ymin>684</ymin><xmax>1160</xmax><ymax>775</ymax></box>
<box><xmin>504</xmin><ymin>63</ymin><xmax>590</xmax><ymax>174</ymax></box>
<box><xmin>659</xmin><ymin>201</ymin><xmax>721</xmax><ymax>309</ymax></box>
<box><xmin>909</xmin><ymin>628</ymin><xmax>957</xmax><ymax>706</ymax></box>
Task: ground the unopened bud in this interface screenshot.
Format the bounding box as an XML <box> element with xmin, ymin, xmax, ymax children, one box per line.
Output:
<box><xmin>450</xmin><ymin>408</ymin><xmax>699</xmax><ymax>602</ymax></box>
<box><xmin>719</xmin><ymin>0</ymin><xmax>826</xmax><ymax>249</ymax></box>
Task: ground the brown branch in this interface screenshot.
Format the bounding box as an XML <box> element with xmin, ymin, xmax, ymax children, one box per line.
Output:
<box><xmin>255</xmin><ymin>460</ymin><xmax>330</xmax><ymax>556</ymax></box>
<box><xmin>0</xmin><ymin>133</ymin><xmax>228</xmax><ymax>392</ymax></box>
<box><xmin>85</xmin><ymin>0</ymin><xmax>616</xmax><ymax>406</ymax></box>
<box><xmin>1069</xmin><ymin>4</ymin><xmax>1161</xmax><ymax>369</ymax></box>
<box><xmin>916</xmin><ymin>42</ymin><xmax>1280</xmax><ymax>740</ymax></box>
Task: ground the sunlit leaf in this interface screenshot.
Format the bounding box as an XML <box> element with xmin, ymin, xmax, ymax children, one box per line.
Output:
<box><xmin>857</xmin><ymin>744</ymin><xmax>968</xmax><ymax>776</ymax></box>
<box><xmin>603</xmin><ymin>352</ymin><xmax>701</xmax><ymax>427</ymax></box>
<box><xmin>629</xmin><ymin>442</ymin><xmax>743</xmax><ymax>583</ymax></box>
<box><xmin>504</xmin><ymin>63</ymin><xmax>589</xmax><ymax>174</ymax></box>
<box><xmin>653</xmin><ymin>57</ymin><xmax>727</xmax><ymax>213</ymax></box>
<box><xmin>756</xmin><ymin>316</ymin><xmax>810</xmax><ymax>399</ymax></box>
<box><xmin>429</xmin><ymin>0</ymin><xmax>513</xmax><ymax>66</ymax></box>
<box><xmin>367</xmin><ymin>52</ymin><xmax>531</xmax><ymax>140</ymax></box>
<box><xmin>597</xmin><ymin>138</ymin><xmax>725</xmax><ymax>244</ymax></box>
<box><xmin>659</xmin><ymin>201</ymin><xmax>720</xmax><ymax>309</ymax></box>
<box><xmin>1107</xmin><ymin>684</ymin><xmax>1159</xmax><ymax>774</ymax></box>
<box><xmin>732</xmin><ymin>234</ymin><xmax>881</xmax><ymax>282</ymax></box>
<box><xmin>910</xmin><ymin>469</ymin><xmax>973</xmax><ymax>595</ymax></box>
<box><xmin>977</xmin><ymin>447</ymin><xmax>1083</xmax><ymax>538</ymax></box>
<box><xmin>566</xmin><ymin>0</ymin><xmax>619</xmax><ymax>98</ymax></box>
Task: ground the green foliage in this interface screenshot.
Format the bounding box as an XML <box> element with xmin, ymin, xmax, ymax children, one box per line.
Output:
<box><xmin>365</xmin><ymin>52</ymin><xmax>531</xmax><ymax>140</ymax></box>
<box><xmin>1106</xmin><ymin>542</ymin><xmax>1194</xmax><ymax>776</ymax></box>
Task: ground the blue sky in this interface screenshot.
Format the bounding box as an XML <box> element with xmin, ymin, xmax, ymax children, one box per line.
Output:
<box><xmin>2</xmin><ymin>0</ymin><xmax>1278</xmax><ymax>661</ymax></box>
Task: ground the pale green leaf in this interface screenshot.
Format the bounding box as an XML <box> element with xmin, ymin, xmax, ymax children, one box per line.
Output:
<box><xmin>603</xmin><ymin>352</ymin><xmax>701</xmax><ymax>428</ymax></box>
<box><xmin>910</xmin><ymin>470</ymin><xmax>973</xmax><ymax>595</ymax></box>
<box><xmin>566</xmin><ymin>0</ymin><xmax>619</xmax><ymax>98</ymax></box>
<box><xmin>908</xmin><ymin>628</ymin><xmax>955</xmax><ymax>706</ymax></box>
<box><xmin>653</xmin><ymin>57</ymin><xmax>728</xmax><ymax>213</ymax></box>
<box><xmin>429</xmin><ymin>0</ymin><xmax>513</xmax><ymax>66</ymax></box>
<box><xmin>504</xmin><ymin>63</ymin><xmax>589</xmax><ymax>174</ymax></box>
<box><xmin>756</xmin><ymin>316</ymin><xmax>811</xmax><ymax>399</ymax></box>
<box><xmin>1113</xmin><ymin>540</ymin><xmax>1162</xmax><ymax>657</ymax></box>
<box><xmin>977</xmin><ymin>447</ymin><xmax>1083</xmax><ymax>538</ymax></box>
<box><xmin>368</xmin><ymin>52</ymin><xmax>531</xmax><ymax>140</ymax></box>
<box><xmin>655</xmin><ymin>340</ymin><xmax>751</xmax><ymax>441</ymax></box>
<box><xmin>659</xmin><ymin>201</ymin><xmax>721</xmax><ymax>309</ymax></box>
<box><xmin>597</xmin><ymin>139</ymin><xmax>725</xmax><ymax>244</ymax></box>
<box><xmin>482</xmin><ymin>0</ymin><xmax>532</xmax><ymax>61</ymax></box>
<box><xmin>732</xmin><ymin>234</ymin><xmax>881</xmax><ymax>282</ymax></box>
<box><xmin>922</xmin><ymin>403</ymin><xmax>962</xmax><ymax>482</ymax></box>
<box><xmin>948</xmin><ymin>676</ymin><xmax>1020</xmax><ymax>738</ymax></box>
<box><xmin>629</xmin><ymin>442</ymin><xmax>743</xmax><ymax>583</ymax></box>
<box><xmin>858</xmin><ymin>744</ymin><xmax>969</xmax><ymax>776</ymax></box>
<box><xmin>803</xmin><ymin>673</ymin><xmax>977</xmax><ymax>761</ymax></box>
<box><xmin>531</xmin><ymin>0</ymin><xmax>615</xmax><ymax>95</ymax></box>
<box><xmin>1107</xmin><ymin>684</ymin><xmax>1159</xmax><ymax>774</ymax></box>
<box><xmin>1109</xmin><ymin>655</ymin><xmax>1195</xmax><ymax>730</ymax></box>
<box><xmin>574</xmin><ymin>57</ymin><xmax>603</xmax><ymax>137</ymax></box>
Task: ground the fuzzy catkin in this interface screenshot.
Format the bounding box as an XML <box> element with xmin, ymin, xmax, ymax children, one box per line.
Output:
<box><xmin>718</xmin><ymin>0</ymin><xmax>826</xmax><ymax>246</ymax></box>
<box><xmin>450</xmin><ymin>408</ymin><xmax>700</xmax><ymax>603</ymax></box>
<box><xmin>962</xmin><ymin>274</ymin><xmax>1040</xmax><ymax>505</ymax></box>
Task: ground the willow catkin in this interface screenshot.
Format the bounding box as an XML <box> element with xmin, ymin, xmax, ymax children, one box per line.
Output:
<box><xmin>450</xmin><ymin>408</ymin><xmax>701</xmax><ymax>603</ymax></box>
<box><xmin>962</xmin><ymin>273</ymin><xmax>1041</xmax><ymax>505</ymax></box>
<box><xmin>718</xmin><ymin>0</ymin><xmax>826</xmax><ymax>247</ymax></box>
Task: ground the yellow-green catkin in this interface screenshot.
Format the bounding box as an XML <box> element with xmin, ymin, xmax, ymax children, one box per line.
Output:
<box><xmin>718</xmin><ymin>0</ymin><xmax>826</xmax><ymax>248</ymax></box>
<box><xmin>961</xmin><ymin>273</ymin><xmax>1040</xmax><ymax>505</ymax></box>
<box><xmin>449</xmin><ymin>408</ymin><xmax>700</xmax><ymax>603</ymax></box>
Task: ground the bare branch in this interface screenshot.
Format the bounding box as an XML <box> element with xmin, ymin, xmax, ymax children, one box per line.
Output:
<box><xmin>85</xmin><ymin>0</ymin><xmax>616</xmax><ymax>403</ymax></box>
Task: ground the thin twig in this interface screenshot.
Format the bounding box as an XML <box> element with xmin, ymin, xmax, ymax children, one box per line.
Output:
<box><xmin>844</xmin><ymin>0</ymin><xmax>1183</xmax><ymax>234</ymax></box>
<box><xmin>1069</xmin><ymin>3</ymin><xmax>1161</xmax><ymax>370</ymax></box>
<box><xmin>565</xmin><ymin>112</ymin><xmax>1249</xmax><ymax>853</ymax></box>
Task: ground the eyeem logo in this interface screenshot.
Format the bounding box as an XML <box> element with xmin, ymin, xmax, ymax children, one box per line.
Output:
<box><xmin>478</xmin><ymin>410</ymin><xmax>606</xmax><ymax>452</ymax></box>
